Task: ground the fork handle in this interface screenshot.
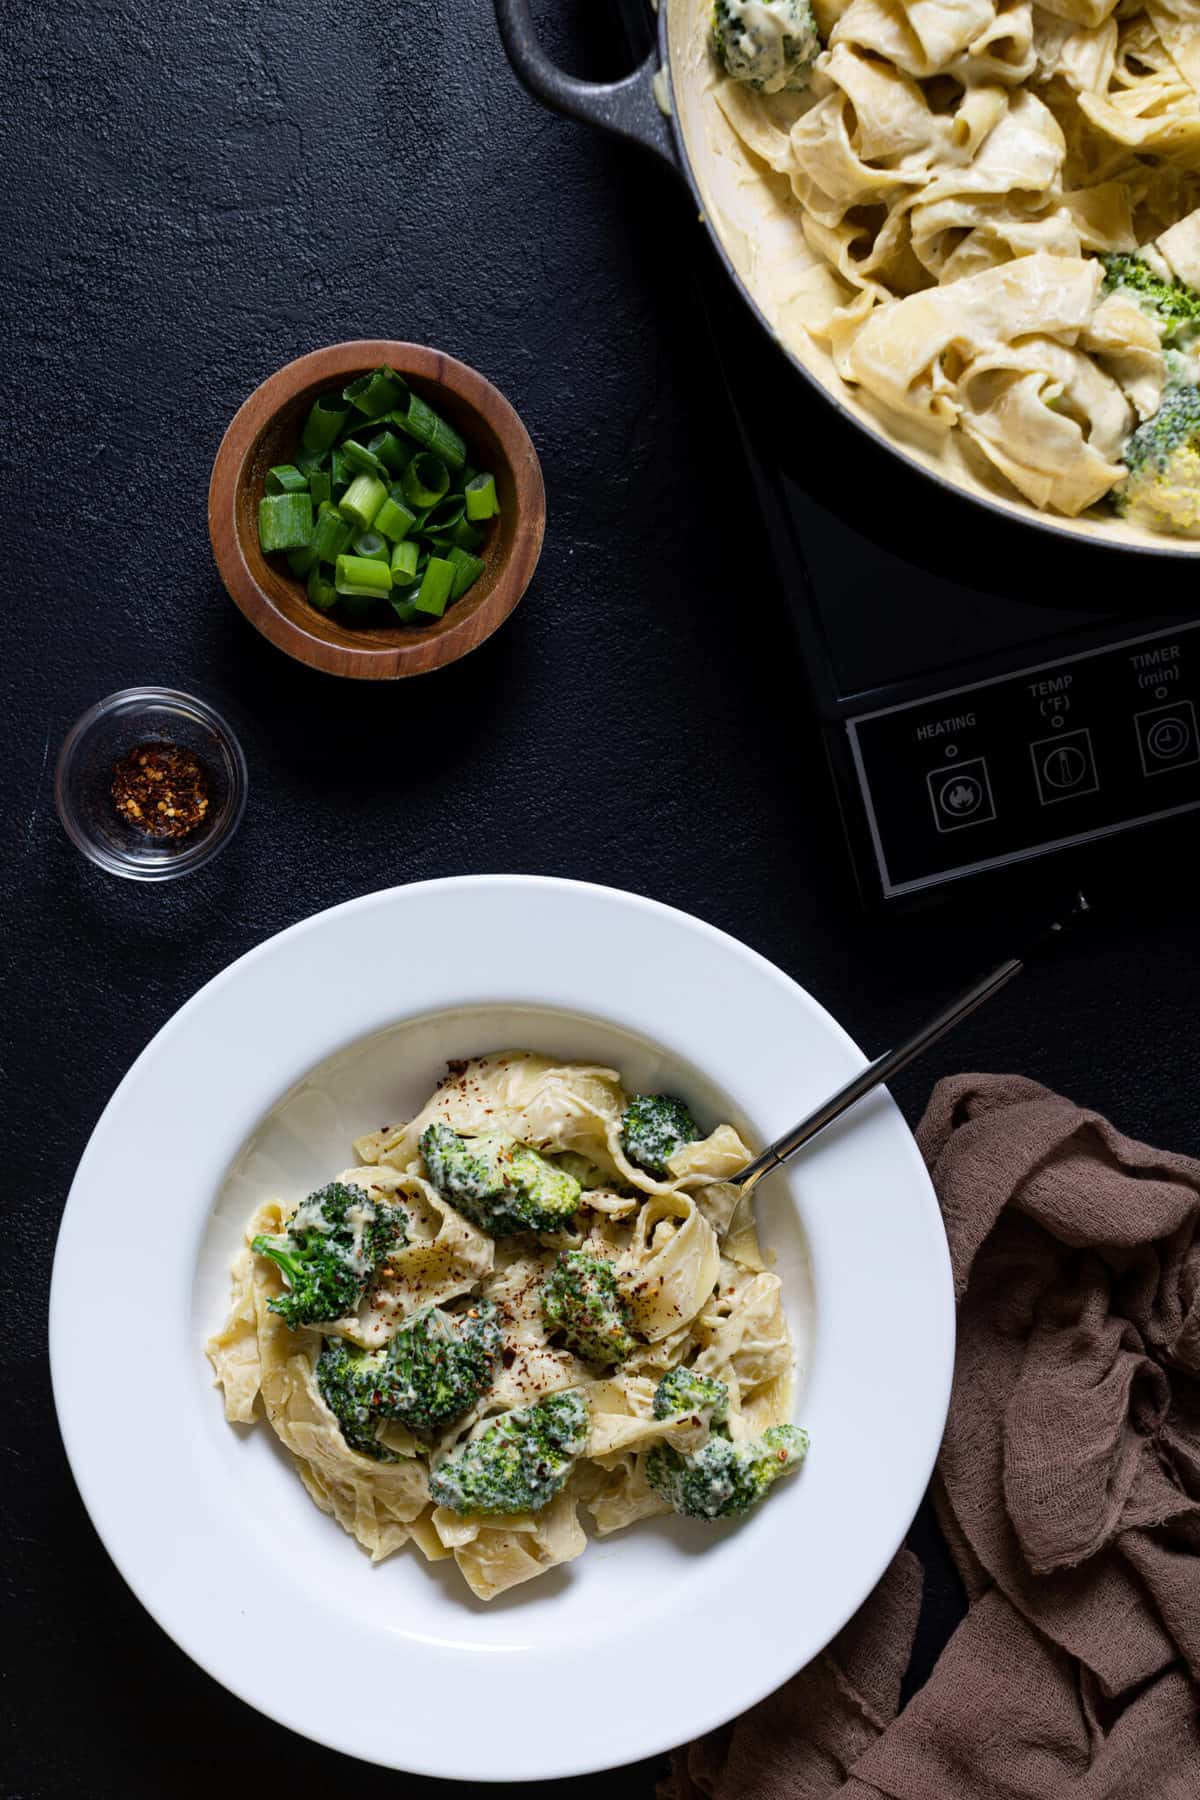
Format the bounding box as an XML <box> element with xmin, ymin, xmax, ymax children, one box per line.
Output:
<box><xmin>732</xmin><ymin>893</ymin><xmax>1089</xmax><ymax>1188</ymax></box>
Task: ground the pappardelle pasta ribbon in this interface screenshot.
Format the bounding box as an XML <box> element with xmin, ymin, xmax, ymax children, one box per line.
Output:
<box><xmin>207</xmin><ymin>1053</ymin><xmax>806</xmax><ymax>1599</ymax></box>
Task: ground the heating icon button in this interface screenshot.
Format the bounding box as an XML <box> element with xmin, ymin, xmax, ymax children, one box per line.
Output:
<box><xmin>927</xmin><ymin>758</ymin><xmax>996</xmax><ymax>832</ymax></box>
<box><xmin>1135</xmin><ymin>700</ymin><xmax>1199</xmax><ymax>776</ymax></box>
<box><xmin>1031</xmin><ymin>728</ymin><xmax>1098</xmax><ymax>805</ymax></box>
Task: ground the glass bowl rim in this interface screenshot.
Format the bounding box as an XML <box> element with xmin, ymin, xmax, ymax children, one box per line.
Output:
<box><xmin>54</xmin><ymin>685</ymin><xmax>248</xmax><ymax>882</ymax></box>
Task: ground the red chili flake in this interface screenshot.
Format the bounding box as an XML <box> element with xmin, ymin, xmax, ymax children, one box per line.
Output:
<box><xmin>111</xmin><ymin>741</ymin><xmax>211</xmax><ymax>841</ymax></box>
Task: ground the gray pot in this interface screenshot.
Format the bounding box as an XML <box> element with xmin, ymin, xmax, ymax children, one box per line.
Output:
<box><xmin>496</xmin><ymin>0</ymin><xmax>1197</xmax><ymax>560</ymax></box>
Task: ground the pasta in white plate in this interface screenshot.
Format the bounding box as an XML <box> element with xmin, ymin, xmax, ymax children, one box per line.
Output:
<box><xmin>207</xmin><ymin>1053</ymin><xmax>807</xmax><ymax>1600</ymax></box>
<box><xmin>702</xmin><ymin>0</ymin><xmax>1200</xmax><ymax>534</ymax></box>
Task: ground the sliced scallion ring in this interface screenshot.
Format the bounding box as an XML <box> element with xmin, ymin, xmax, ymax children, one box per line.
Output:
<box><xmin>402</xmin><ymin>452</ymin><xmax>450</xmax><ymax>511</ymax></box>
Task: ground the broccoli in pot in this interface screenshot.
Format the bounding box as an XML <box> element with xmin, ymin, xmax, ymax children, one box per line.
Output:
<box><xmin>1100</xmin><ymin>254</ymin><xmax>1200</xmax><ymax>351</ymax></box>
<box><xmin>1113</xmin><ymin>383</ymin><xmax>1200</xmax><ymax>538</ymax></box>
<box><xmin>712</xmin><ymin>0</ymin><xmax>821</xmax><ymax>94</ymax></box>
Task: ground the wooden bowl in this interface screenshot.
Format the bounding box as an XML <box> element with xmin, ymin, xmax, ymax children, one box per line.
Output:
<box><xmin>208</xmin><ymin>341</ymin><xmax>546</xmax><ymax>679</ymax></box>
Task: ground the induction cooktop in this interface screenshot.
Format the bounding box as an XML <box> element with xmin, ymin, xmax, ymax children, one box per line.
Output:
<box><xmin>616</xmin><ymin>0</ymin><xmax>1200</xmax><ymax>908</ymax></box>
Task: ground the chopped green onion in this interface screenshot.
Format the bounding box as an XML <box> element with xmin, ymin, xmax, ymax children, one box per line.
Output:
<box><xmin>390</xmin><ymin>539</ymin><xmax>420</xmax><ymax>585</ymax></box>
<box><xmin>465</xmin><ymin>472</ymin><xmax>498</xmax><ymax>520</ymax></box>
<box><xmin>266</xmin><ymin>464</ymin><xmax>308</xmax><ymax>495</ymax></box>
<box><xmin>352</xmin><ymin>529</ymin><xmax>389</xmax><ymax>563</ymax></box>
<box><xmin>412</xmin><ymin>554</ymin><xmax>455</xmax><ymax>618</ymax></box>
<box><xmin>402</xmin><ymin>452</ymin><xmax>450</xmax><ymax>510</ymax></box>
<box><xmin>260</xmin><ymin>367</ymin><xmax>498</xmax><ymax>624</ymax></box>
<box><xmin>367</xmin><ymin>429</ymin><xmax>413</xmax><ymax>476</ymax></box>
<box><xmin>302</xmin><ymin>397</ymin><xmax>350</xmax><ymax>453</ymax></box>
<box><xmin>344</xmin><ymin>366</ymin><xmax>408</xmax><ymax>418</ymax></box>
<box><xmin>294</xmin><ymin>445</ymin><xmax>328</xmax><ymax>478</ymax></box>
<box><xmin>338</xmin><ymin>472</ymin><xmax>387</xmax><ymax>531</ymax></box>
<box><xmin>423</xmin><ymin>495</ymin><xmax>465</xmax><ymax>535</ymax></box>
<box><xmin>444</xmin><ymin>516</ymin><xmax>485</xmax><ymax>552</ymax></box>
<box><xmin>342</xmin><ymin>438</ymin><xmax>389</xmax><ymax>479</ymax></box>
<box><xmin>375</xmin><ymin>490</ymin><xmax>418</xmax><ymax>543</ymax></box>
<box><xmin>259</xmin><ymin>492</ymin><xmax>313</xmax><ymax>554</ymax></box>
<box><xmin>399</xmin><ymin>392</ymin><xmax>467</xmax><ymax>470</ymax></box>
<box><xmin>335</xmin><ymin>554</ymin><xmax>393</xmax><ymax>598</ymax></box>
<box><xmin>311</xmin><ymin>501</ymin><xmax>353</xmax><ymax>564</ymax></box>
<box><xmin>446</xmin><ymin>545</ymin><xmax>486</xmax><ymax>600</ymax></box>
<box><xmin>307</xmin><ymin>566</ymin><xmax>338</xmax><ymax>611</ymax></box>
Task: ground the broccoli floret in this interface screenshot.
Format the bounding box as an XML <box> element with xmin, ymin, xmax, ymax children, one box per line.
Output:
<box><xmin>316</xmin><ymin>1336</ymin><xmax>402</xmax><ymax>1461</ymax></box>
<box><xmin>385</xmin><ymin>1300</ymin><xmax>503</xmax><ymax>1433</ymax></box>
<box><xmin>251</xmin><ymin>1181</ymin><xmax>408</xmax><ymax>1328</ymax></box>
<box><xmin>550</xmin><ymin>1152</ymin><xmax>612</xmax><ymax>1191</ymax></box>
<box><xmin>428</xmin><ymin>1389</ymin><xmax>590</xmax><ymax>1515</ymax></box>
<box><xmin>652</xmin><ymin>1367</ymin><xmax>730</xmax><ymax>1424</ymax></box>
<box><xmin>420</xmin><ymin>1124</ymin><xmax>580</xmax><ymax>1235</ymax></box>
<box><xmin>646</xmin><ymin>1423</ymin><xmax>808</xmax><ymax>1520</ymax></box>
<box><xmin>317</xmin><ymin>1301</ymin><xmax>502</xmax><ymax>1457</ymax></box>
<box><xmin>541</xmin><ymin>1250</ymin><xmax>635</xmax><ymax>1365</ymax></box>
<box><xmin>1100</xmin><ymin>254</ymin><xmax>1200</xmax><ymax>348</ymax></box>
<box><xmin>620</xmin><ymin>1094</ymin><xmax>700</xmax><ymax>1177</ymax></box>
<box><xmin>1113</xmin><ymin>383</ymin><xmax>1200</xmax><ymax>538</ymax></box>
<box><xmin>712</xmin><ymin>0</ymin><xmax>820</xmax><ymax>93</ymax></box>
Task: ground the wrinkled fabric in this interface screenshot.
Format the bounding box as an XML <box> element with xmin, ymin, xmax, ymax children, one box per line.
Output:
<box><xmin>667</xmin><ymin>1076</ymin><xmax>1200</xmax><ymax>1800</ymax></box>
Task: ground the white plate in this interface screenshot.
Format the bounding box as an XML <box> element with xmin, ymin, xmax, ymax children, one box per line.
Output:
<box><xmin>50</xmin><ymin>877</ymin><xmax>953</xmax><ymax>1782</ymax></box>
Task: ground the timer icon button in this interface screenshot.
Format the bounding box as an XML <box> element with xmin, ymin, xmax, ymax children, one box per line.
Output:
<box><xmin>1031</xmin><ymin>728</ymin><xmax>1098</xmax><ymax>805</ymax></box>
<box><xmin>1151</xmin><ymin>719</ymin><xmax>1188</xmax><ymax>758</ymax></box>
<box><xmin>928</xmin><ymin>758</ymin><xmax>996</xmax><ymax>832</ymax></box>
<box><xmin>1135</xmin><ymin>700</ymin><xmax>1199</xmax><ymax>776</ymax></box>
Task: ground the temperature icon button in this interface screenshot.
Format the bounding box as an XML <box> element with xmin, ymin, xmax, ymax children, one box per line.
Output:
<box><xmin>1136</xmin><ymin>700</ymin><xmax>1199</xmax><ymax>776</ymax></box>
<box><xmin>1031</xmin><ymin>728</ymin><xmax>1098</xmax><ymax>805</ymax></box>
<box><xmin>928</xmin><ymin>757</ymin><xmax>996</xmax><ymax>832</ymax></box>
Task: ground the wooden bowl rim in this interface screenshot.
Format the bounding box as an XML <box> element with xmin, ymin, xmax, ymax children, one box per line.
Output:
<box><xmin>208</xmin><ymin>340</ymin><xmax>546</xmax><ymax>679</ymax></box>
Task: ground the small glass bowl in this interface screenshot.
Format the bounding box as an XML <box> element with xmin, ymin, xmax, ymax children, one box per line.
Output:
<box><xmin>55</xmin><ymin>687</ymin><xmax>248</xmax><ymax>881</ymax></box>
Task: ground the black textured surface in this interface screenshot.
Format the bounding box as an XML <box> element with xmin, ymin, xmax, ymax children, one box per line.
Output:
<box><xmin>4</xmin><ymin>3</ymin><xmax>1200</xmax><ymax>1797</ymax></box>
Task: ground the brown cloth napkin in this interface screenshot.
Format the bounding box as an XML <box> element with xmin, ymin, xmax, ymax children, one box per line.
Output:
<box><xmin>667</xmin><ymin>1075</ymin><xmax>1200</xmax><ymax>1800</ymax></box>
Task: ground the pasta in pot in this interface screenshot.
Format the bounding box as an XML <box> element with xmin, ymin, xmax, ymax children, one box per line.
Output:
<box><xmin>704</xmin><ymin>0</ymin><xmax>1200</xmax><ymax>529</ymax></box>
<box><xmin>207</xmin><ymin>1054</ymin><xmax>806</xmax><ymax>1601</ymax></box>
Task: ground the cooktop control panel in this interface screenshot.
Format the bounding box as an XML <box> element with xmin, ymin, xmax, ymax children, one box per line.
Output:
<box><xmin>846</xmin><ymin>623</ymin><xmax>1200</xmax><ymax>899</ymax></box>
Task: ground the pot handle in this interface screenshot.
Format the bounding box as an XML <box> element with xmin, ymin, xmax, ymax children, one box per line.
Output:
<box><xmin>495</xmin><ymin>0</ymin><xmax>679</xmax><ymax>171</ymax></box>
